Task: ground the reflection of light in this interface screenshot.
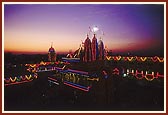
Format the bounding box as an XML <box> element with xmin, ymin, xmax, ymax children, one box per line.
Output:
<box><xmin>48</xmin><ymin>80</ymin><xmax>59</xmax><ymax>85</ymax></box>
<box><xmin>64</xmin><ymin>81</ymin><xmax>90</xmax><ymax>92</ymax></box>
<box><xmin>5</xmin><ymin>80</ymin><xmax>33</xmax><ymax>86</ymax></box>
<box><xmin>48</xmin><ymin>77</ymin><xmax>58</xmax><ymax>82</ymax></box>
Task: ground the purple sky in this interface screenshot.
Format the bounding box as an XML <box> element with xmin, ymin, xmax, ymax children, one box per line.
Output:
<box><xmin>4</xmin><ymin>4</ymin><xmax>164</xmax><ymax>56</ymax></box>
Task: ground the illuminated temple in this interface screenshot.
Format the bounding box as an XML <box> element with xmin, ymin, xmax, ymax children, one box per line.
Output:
<box><xmin>48</xmin><ymin>44</ymin><xmax>56</xmax><ymax>62</ymax></box>
<box><xmin>83</xmin><ymin>34</ymin><xmax>104</xmax><ymax>62</ymax></box>
<box><xmin>72</xmin><ymin>34</ymin><xmax>105</xmax><ymax>62</ymax></box>
<box><xmin>4</xmin><ymin>28</ymin><xmax>164</xmax><ymax>111</ymax></box>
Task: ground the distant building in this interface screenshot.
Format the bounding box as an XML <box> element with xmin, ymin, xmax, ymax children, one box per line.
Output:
<box><xmin>48</xmin><ymin>44</ymin><xmax>56</xmax><ymax>62</ymax></box>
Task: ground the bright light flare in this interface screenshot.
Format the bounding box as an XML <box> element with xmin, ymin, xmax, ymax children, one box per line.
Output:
<box><xmin>92</xmin><ymin>26</ymin><xmax>99</xmax><ymax>32</ymax></box>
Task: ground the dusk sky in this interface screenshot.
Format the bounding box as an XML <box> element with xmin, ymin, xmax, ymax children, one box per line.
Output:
<box><xmin>4</xmin><ymin>3</ymin><xmax>164</xmax><ymax>56</ymax></box>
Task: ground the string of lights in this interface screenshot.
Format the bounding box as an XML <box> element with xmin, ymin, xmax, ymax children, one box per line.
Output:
<box><xmin>63</xmin><ymin>81</ymin><xmax>90</xmax><ymax>92</ymax></box>
<box><xmin>5</xmin><ymin>57</ymin><xmax>164</xmax><ymax>87</ymax></box>
<box><xmin>4</xmin><ymin>74</ymin><xmax>38</xmax><ymax>86</ymax></box>
<box><xmin>25</xmin><ymin>61</ymin><xmax>70</xmax><ymax>68</ymax></box>
<box><xmin>106</xmin><ymin>56</ymin><xmax>164</xmax><ymax>62</ymax></box>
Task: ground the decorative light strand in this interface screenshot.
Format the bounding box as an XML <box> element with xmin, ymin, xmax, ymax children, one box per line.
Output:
<box><xmin>106</xmin><ymin>56</ymin><xmax>164</xmax><ymax>63</ymax></box>
<box><xmin>4</xmin><ymin>74</ymin><xmax>38</xmax><ymax>85</ymax></box>
<box><xmin>63</xmin><ymin>81</ymin><xmax>90</xmax><ymax>92</ymax></box>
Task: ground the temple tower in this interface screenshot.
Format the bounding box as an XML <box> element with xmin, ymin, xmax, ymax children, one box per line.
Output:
<box><xmin>84</xmin><ymin>34</ymin><xmax>92</xmax><ymax>62</ymax></box>
<box><xmin>91</xmin><ymin>34</ymin><xmax>99</xmax><ymax>61</ymax></box>
<box><xmin>48</xmin><ymin>43</ymin><xmax>56</xmax><ymax>62</ymax></box>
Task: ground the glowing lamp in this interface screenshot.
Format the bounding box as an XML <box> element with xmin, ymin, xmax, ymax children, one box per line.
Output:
<box><xmin>123</xmin><ymin>74</ymin><xmax>127</xmax><ymax>77</ymax></box>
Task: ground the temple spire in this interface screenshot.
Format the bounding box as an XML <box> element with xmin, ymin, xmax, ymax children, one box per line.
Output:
<box><xmin>87</xmin><ymin>33</ymin><xmax>89</xmax><ymax>38</ymax></box>
<box><xmin>51</xmin><ymin>42</ymin><xmax>53</xmax><ymax>47</ymax></box>
<box><xmin>94</xmin><ymin>33</ymin><xmax>96</xmax><ymax>37</ymax></box>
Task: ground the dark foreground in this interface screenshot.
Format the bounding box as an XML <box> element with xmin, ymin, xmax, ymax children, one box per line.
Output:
<box><xmin>4</xmin><ymin>73</ymin><xmax>164</xmax><ymax>111</ymax></box>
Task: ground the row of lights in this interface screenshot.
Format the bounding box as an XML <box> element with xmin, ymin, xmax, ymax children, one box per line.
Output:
<box><xmin>110</xmin><ymin>68</ymin><xmax>164</xmax><ymax>81</ymax></box>
<box><xmin>25</xmin><ymin>61</ymin><xmax>70</xmax><ymax>68</ymax></box>
<box><xmin>48</xmin><ymin>77</ymin><xmax>91</xmax><ymax>92</ymax></box>
<box><xmin>4</xmin><ymin>74</ymin><xmax>38</xmax><ymax>86</ymax></box>
<box><xmin>106</xmin><ymin>56</ymin><xmax>164</xmax><ymax>62</ymax></box>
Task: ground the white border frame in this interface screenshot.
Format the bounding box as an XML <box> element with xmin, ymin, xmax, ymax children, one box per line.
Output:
<box><xmin>2</xmin><ymin>2</ymin><xmax>166</xmax><ymax>113</ymax></box>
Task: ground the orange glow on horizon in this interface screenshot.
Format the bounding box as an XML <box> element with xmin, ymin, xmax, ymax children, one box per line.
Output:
<box><xmin>4</xmin><ymin>29</ymin><xmax>80</xmax><ymax>54</ymax></box>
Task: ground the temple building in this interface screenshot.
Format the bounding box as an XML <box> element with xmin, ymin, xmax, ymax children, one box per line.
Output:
<box><xmin>48</xmin><ymin>44</ymin><xmax>56</xmax><ymax>62</ymax></box>
<box><xmin>66</xmin><ymin>33</ymin><xmax>105</xmax><ymax>62</ymax></box>
<box><xmin>98</xmin><ymin>38</ymin><xmax>104</xmax><ymax>60</ymax></box>
<box><xmin>83</xmin><ymin>34</ymin><xmax>105</xmax><ymax>62</ymax></box>
<box><xmin>91</xmin><ymin>34</ymin><xmax>99</xmax><ymax>61</ymax></box>
<box><xmin>84</xmin><ymin>34</ymin><xmax>92</xmax><ymax>62</ymax></box>
<box><xmin>73</xmin><ymin>44</ymin><xmax>84</xmax><ymax>61</ymax></box>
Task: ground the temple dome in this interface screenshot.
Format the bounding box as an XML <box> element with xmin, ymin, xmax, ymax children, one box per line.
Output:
<box><xmin>48</xmin><ymin>46</ymin><xmax>55</xmax><ymax>53</ymax></box>
<box><xmin>98</xmin><ymin>39</ymin><xmax>104</xmax><ymax>46</ymax></box>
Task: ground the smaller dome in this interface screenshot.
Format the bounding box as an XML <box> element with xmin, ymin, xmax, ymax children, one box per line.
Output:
<box><xmin>98</xmin><ymin>39</ymin><xmax>103</xmax><ymax>45</ymax></box>
<box><xmin>49</xmin><ymin>47</ymin><xmax>55</xmax><ymax>52</ymax></box>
